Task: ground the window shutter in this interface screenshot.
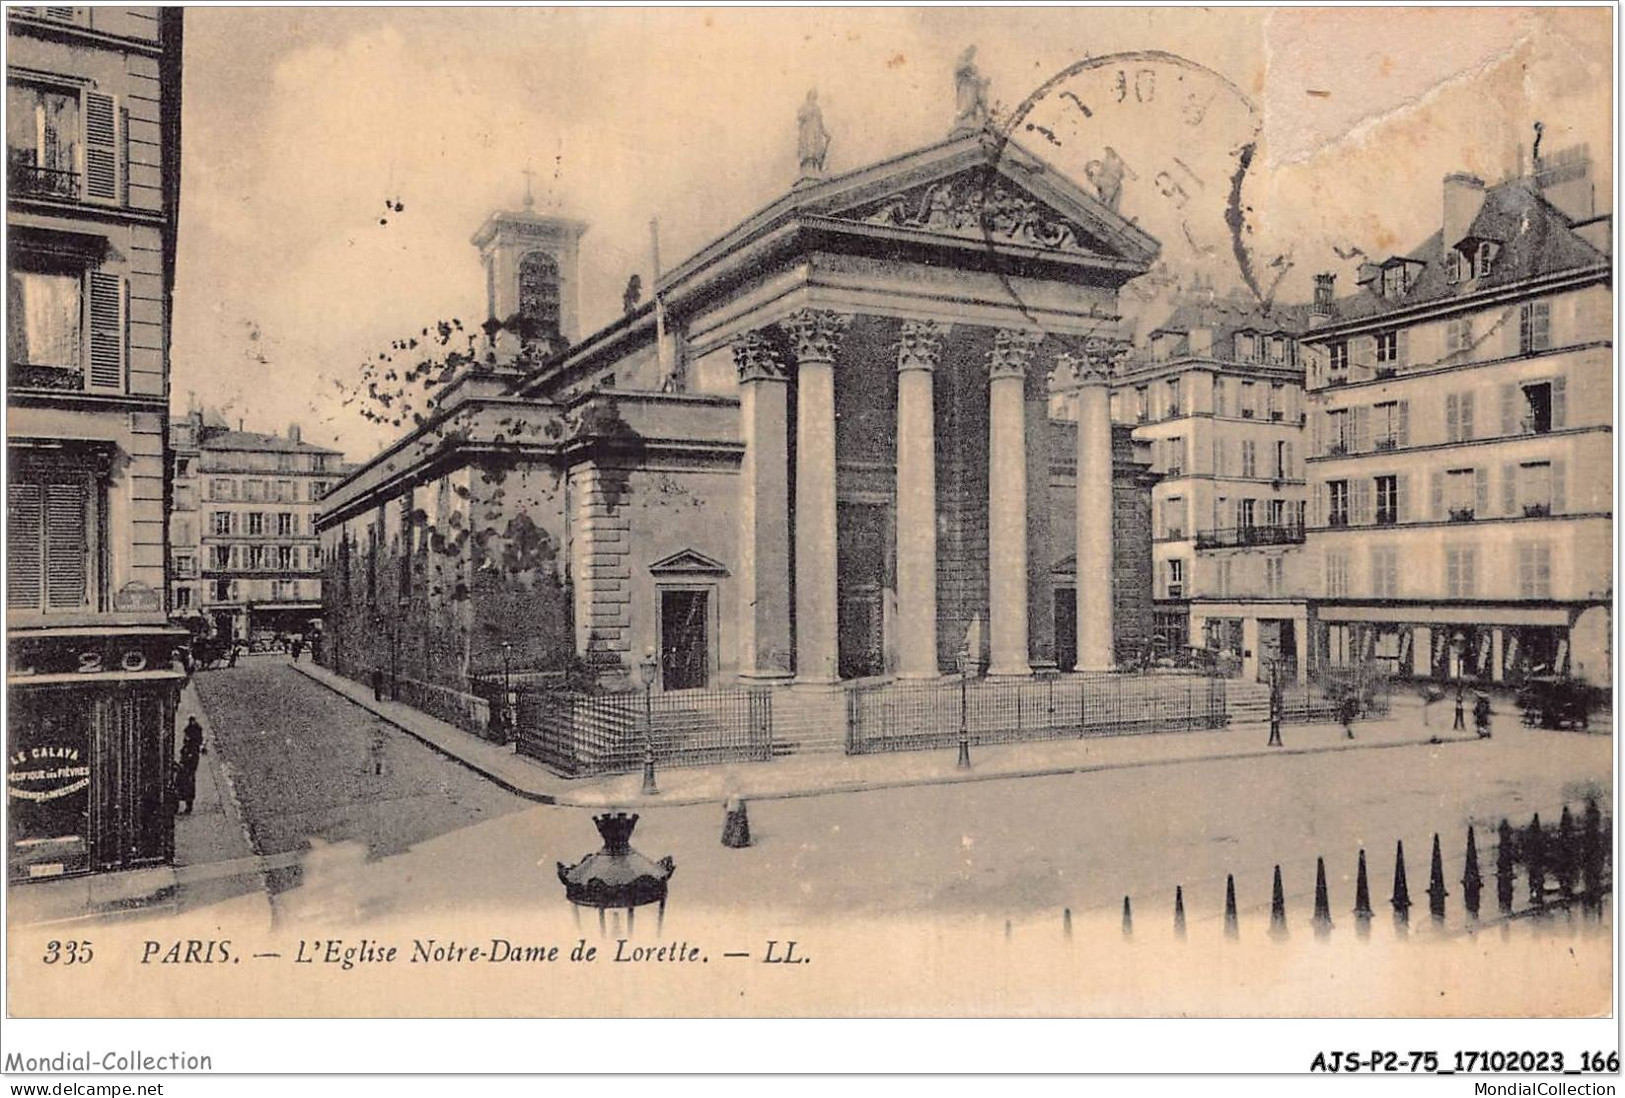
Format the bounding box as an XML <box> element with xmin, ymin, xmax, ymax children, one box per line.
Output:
<box><xmin>1396</xmin><ymin>473</ymin><xmax>1409</xmax><ymax>521</ymax></box>
<box><xmin>1396</xmin><ymin>328</ymin><xmax>1409</xmax><ymax>367</ymax></box>
<box><xmin>1310</xmin><ymin>412</ymin><xmax>1323</xmax><ymax>458</ymax></box>
<box><xmin>1502</xmin><ymin>463</ymin><xmax>1517</xmax><ymax>515</ymax></box>
<box><xmin>1474</xmin><ymin>467</ymin><xmax>1488</xmax><ymax>515</ymax></box>
<box><xmin>86</xmin><ymin>271</ymin><xmax>124</xmax><ymax>390</ymax></box>
<box><xmin>1552</xmin><ymin>459</ymin><xmax>1566</xmax><ymax>513</ymax></box>
<box><xmin>1537</xmin><ymin>545</ymin><xmax>1551</xmax><ymax>594</ymax></box>
<box><xmin>1312</xmin><ymin>484</ymin><xmax>1324</xmax><ymax>527</ymax></box>
<box><xmin>81</xmin><ymin>89</ymin><xmax>120</xmax><ymax>205</ymax></box>
<box><xmin>1460</xmin><ymin>392</ymin><xmax>1475</xmax><ymax>440</ymax></box>
<box><xmin>1445</xmin><ymin>395</ymin><xmax>1459</xmax><ymax>441</ymax></box>
<box><xmin>1353</xmin><ymin>479</ymin><xmax>1372</xmax><ymax>525</ymax></box>
<box><xmin>1430</xmin><ymin>471</ymin><xmax>1444</xmax><ymax>519</ymax></box>
<box><xmin>1396</xmin><ymin>401</ymin><xmax>1410</xmax><ymax>447</ymax></box>
<box><xmin>1353</xmin><ymin>406</ymin><xmax>1371</xmax><ymax>452</ymax></box>
<box><xmin>1552</xmin><ymin>375</ymin><xmax>1567</xmax><ymax>429</ymax></box>
<box><xmin>1283</xmin><ymin>441</ymin><xmax>1295</xmax><ymax>478</ymax></box>
<box><xmin>44</xmin><ymin>480</ymin><xmax>88</xmax><ymax>610</ymax></box>
<box><xmin>1501</xmin><ymin>383</ymin><xmax>1518</xmax><ymax>436</ymax></box>
<box><xmin>7</xmin><ymin>483</ymin><xmax>43</xmax><ymax>610</ymax></box>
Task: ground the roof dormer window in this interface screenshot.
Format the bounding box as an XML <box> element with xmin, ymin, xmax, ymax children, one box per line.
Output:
<box><xmin>1475</xmin><ymin>241</ymin><xmax>1498</xmax><ymax>279</ymax></box>
<box><xmin>1445</xmin><ymin>250</ymin><xmax>1466</xmax><ymax>285</ymax></box>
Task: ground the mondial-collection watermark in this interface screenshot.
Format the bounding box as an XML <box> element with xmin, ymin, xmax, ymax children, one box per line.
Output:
<box><xmin>1473</xmin><ymin>1086</ymin><xmax>1616</xmax><ymax>1096</ymax></box>
<box><xmin>3</xmin><ymin>1052</ymin><xmax>213</xmax><ymax>1072</ymax></box>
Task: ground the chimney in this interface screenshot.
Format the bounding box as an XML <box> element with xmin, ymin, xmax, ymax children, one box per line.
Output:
<box><xmin>288</xmin><ymin>424</ymin><xmax>301</xmax><ymax>444</ymax></box>
<box><xmin>1312</xmin><ymin>273</ymin><xmax>1336</xmax><ymax>321</ymax></box>
<box><xmin>1534</xmin><ymin>144</ymin><xmax>1595</xmax><ymax>222</ymax></box>
<box><xmin>238</xmin><ymin>417</ymin><xmax>244</xmax><ymax>431</ymax></box>
<box><xmin>1442</xmin><ymin>173</ymin><xmax>1486</xmax><ymax>252</ymax></box>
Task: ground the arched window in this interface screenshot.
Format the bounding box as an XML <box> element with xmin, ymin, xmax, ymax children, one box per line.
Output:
<box><xmin>517</xmin><ymin>251</ymin><xmax>561</xmax><ymax>345</ymax></box>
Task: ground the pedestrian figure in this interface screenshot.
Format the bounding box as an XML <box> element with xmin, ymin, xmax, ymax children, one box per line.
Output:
<box><xmin>1338</xmin><ymin>692</ymin><xmax>1358</xmax><ymax>740</ymax></box>
<box><xmin>372</xmin><ymin>667</ymin><xmax>385</xmax><ymax>702</ymax></box>
<box><xmin>1473</xmin><ymin>690</ymin><xmax>1492</xmax><ymax>739</ymax></box>
<box><xmin>174</xmin><ymin>716</ymin><xmax>204</xmax><ymax>815</ymax></box>
<box><xmin>291</xmin><ymin>636</ymin><xmax>305</xmax><ymax>662</ymax></box>
<box><xmin>1452</xmin><ymin>682</ymin><xmax>1466</xmax><ymax>730</ymax></box>
<box><xmin>227</xmin><ymin>643</ymin><xmax>240</xmax><ymax>668</ymax></box>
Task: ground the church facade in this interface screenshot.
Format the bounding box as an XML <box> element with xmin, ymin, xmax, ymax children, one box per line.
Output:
<box><xmin>317</xmin><ymin>124</ymin><xmax>1165</xmax><ymax>710</ymax></box>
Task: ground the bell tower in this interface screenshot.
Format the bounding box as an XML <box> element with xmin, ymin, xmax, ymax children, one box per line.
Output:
<box><xmin>470</xmin><ymin>182</ymin><xmax>588</xmax><ymax>357</ymax></box>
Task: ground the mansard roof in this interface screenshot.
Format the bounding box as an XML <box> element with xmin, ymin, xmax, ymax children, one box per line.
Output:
<box><xmin>1314</xmin><ymin>179</ymin><xmax>1608</xmax><ymax>331</ymax></box>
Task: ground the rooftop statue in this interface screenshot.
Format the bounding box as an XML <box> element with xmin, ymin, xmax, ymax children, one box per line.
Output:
<box><xmin>952</xmin><ymin>46</ymin><xmax>990</xmax><ymax>134</ymax></box>
<box><xmin>797</xmin><ymin>87</ymin><xmax>831</xmax><ymax>177</ymax></box>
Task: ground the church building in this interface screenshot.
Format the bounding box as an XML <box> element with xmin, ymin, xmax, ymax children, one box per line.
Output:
<box><xmin>317</xmin><ymin>72</ymin><xmax>1165</xmax><ymax>732</ymax></box>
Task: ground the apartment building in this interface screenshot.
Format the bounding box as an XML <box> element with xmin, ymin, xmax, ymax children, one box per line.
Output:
<box><xmin>1302</xmin><ymin>151</ymin><xmax>1612</xmax><ymax>687</ymax></box>
<box><xmin>173</xmin><ymin>408</ymin><xmax>342</xmax><ymax>642</ymax></box>
<box><xmin>6</xmin><ymin>7</ymin><xmax>185</xmax><ymax>885</ymax></box>
<box><xmin>1113</xmin><ymin>294</ymin><xmax>1312</xmax><ymax>679</ymax></box>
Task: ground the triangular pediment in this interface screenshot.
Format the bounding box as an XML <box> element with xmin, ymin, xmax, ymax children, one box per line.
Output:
<box><xmin>804</xmin><ymin>136</ymin><xmax>1159</xmax><ymax>266</ymax></box>
<box><xmin>648</xmin><ymin>548</ymin><xmax>729</xmax><ymax>576</ymax></box>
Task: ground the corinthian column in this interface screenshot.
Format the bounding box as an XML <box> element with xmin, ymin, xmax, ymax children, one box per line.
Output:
<box><xmin>733</xmin><ymin>330</ymin><xmax>792</xmax><ymax>680</ymax></box>
<box><xmin>987</xmin><ymin>328</ymin><xmax>1044</xmax><ymax>677</ymax></box>
<box><xmin>782</xmin><ymin>308</ymin><xmax>852</xmax><ymax>685</ymax></box>
<box><xmin>1064</xmin><ymin>337</ymin><xmax>1131</xmax><ymax>671</ymax></box>
<box><xmin>895</xmin><ymin>320</ymin><xmax>948</xmax><ymax>678</ymax></box>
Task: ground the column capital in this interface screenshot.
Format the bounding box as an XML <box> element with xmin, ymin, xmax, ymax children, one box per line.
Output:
<box><xmin>780</xmin><ymin>308</ymin><xmax>853</xmax><ymax>365</ymax></box>
<box><xmin>1056</xmin><ymin>336</ymin><xmax>1133</xmax><ymax>387</ymax></box>
<box><xmin>987</xmin><ymin>328</ymin><xmax>1045</xmax><ymax>382</ymax></box>
<box><xmin>731</xmin><ymin>329</ymin><xmax>787</xmax><ymax>383</ymax></box>
<box><xmin>896</xmin><ymin>319</ymin><xmax>951</xmax><ymax>373</ymax></box>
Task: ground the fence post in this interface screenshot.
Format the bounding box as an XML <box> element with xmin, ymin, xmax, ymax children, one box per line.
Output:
<box><xmin>1462</xmin><ymin>825</ymin><xmax>1483</xmax><ymax>922</ymax></box>
<box><xmin>1313</xmin><ymin>856</ymin><xmax>1332</xmax><ymax>938</ymax></box>
<box><xmin>1391</xmin><ymin>840</ymin><xmax>1411</xmax><ymax>934</ymax></box>
<box><xmin>1427</xmin><ymin>833</ymin><xmax>1448</xmax><ymax>924</ymax></box>
<box><xmin>1496</xmin><ymin>818</ymin><xmax>1517</xmax><ymax>915</ymax></box>
<box><xmin>1354</xmin><ymin>848</ymin><xmax>1373</xmax><ymax>938</ymax></box>
<box><xmin>1527</xmin><ymin>813</ymin><xmax>1547</xmax><ymax>909</ymax></box>
<box><xmin>1224</xmin><ymin>874</ymin><xmax>1239</xmax><ymax>940</ymax></box>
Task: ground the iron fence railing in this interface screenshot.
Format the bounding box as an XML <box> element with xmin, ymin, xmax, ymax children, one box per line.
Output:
<box><xmin>844</xmin><ymin>672</ymin><xmax>1228</xmax><ymax>756</ymax></box>
<box><xmin>392</xmin><ymin>673</ymin><xmax>491</xmax><ymax>736</ymax></box>
<box><xmin>515</xmin><ymin>685</ymin><xmax>777</xmax><ymax>776</ymax></box>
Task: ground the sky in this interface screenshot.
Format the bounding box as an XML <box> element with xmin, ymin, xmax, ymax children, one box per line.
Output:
<box><xmin>170</xmin><ymin>6</ymin><xmax>1611</xmax><ymax>462</ymax></box>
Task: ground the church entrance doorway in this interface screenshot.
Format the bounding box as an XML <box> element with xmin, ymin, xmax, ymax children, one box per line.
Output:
<box><xmin>838</xmin><ymin>501</ymin><xmax>887</xmax><ymax>680</ymax></box>
<box><xmin>659</xmin><ymin>588</ymin><xmax>710</xmax><ymax>691</ymax></box>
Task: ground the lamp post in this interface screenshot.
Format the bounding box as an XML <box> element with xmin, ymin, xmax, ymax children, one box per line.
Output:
<box><xmin>500</xmin><ymin>641</ymin><xmax>513</xmax><ymax>740</ymax></box>
<box><xmin>371</xmin><ymin>612</ymin><xmax>385</xmax><ymax>701</ymax></box>
<box><xmin>638</xmin><ymin>647</ymin><xmax>659</xmax><ymax>795</ymax></box>
<box><xmin>956</xmin><ymin>645</ymin><xmax>972</xmax><ymax>770</ymax></box>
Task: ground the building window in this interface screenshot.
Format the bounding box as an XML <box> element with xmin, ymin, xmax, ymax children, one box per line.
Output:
<box><xmin>1237</xmin><ymin>498</ymin><xmax>1256</xmax><ymax>530</ymax></box>
<box><xmin>7</xmin><ymin>456</ymin><xmax>101</xmax><ymax>613</ymax></box>
<box><xmin>211</xmin><ymin>478</ymin><xmax>234</xmax><ymax>501</ymax></box>
<box><xmin>272</xmin><ymin>580</ymin><xmax>295</xmax><ymax>600</ymax></box>
<box><xmin>1475</xmin><ymin>241</ymin><xmax>1497</xmax><ymax>278</ymax></box>
<box><xmin>1161</xmin><ymin>497</ymin><xmax>1184</xmax><ymax>540</ymax></box>
<box><xmin>1445</xmin><ymin>250</ymin><xmax>1466</xmax><ymax>284</ymax></box>
<box><xmin>1274</xmin><ymin>440</ymin><xmax>1289</xmax><ymax>479</ymax></box>
<box><xmin>1164</xmin><ymin>437</ymin><xmax>1184</xmax><ymax>477</ymax></box>
<box><xmin>276</xmin><ymin>453</ymin><xmax>294</xmax><ymax>472</ymax></box>
<box><xmin>1325</xmin><ymin>551</ymin><xmax>1349</xmax><ymax>598</ymax></box>
<box><xmin>6</xmin><ymin>81</ymin><xmax>121</xmax><ymax>205</ymax></box>
<box><xmin>1238</xmin><ymin>440</ymin><xmax>1256</xmax><ymax>479</ymax></box>
<box><xmin>277</xmin><ymin>479</ymin><xmax>296</xmax><ymax>501</ymax></box>
<box><xmin>175</xmin><ymin>586</ymin><xmax>191</xmax><ymax>609</ymax></box>
<box><xmin>174</xmin><ymin>553</ymin><xmax>194</xmax><ymax>578</ymax></box>
<box><xmin>211</xmin><ymin>511</ymin><xmax>232</xmax><ymax>536</ymax></box>
<box><xmin>1165</xmin><ymin>559</ymin><xmax>1184</xmax><ymax>600</ymax></box>
<box><xmin>311</xmin><ymin>481</ymin><xmax>330</xmax><ymax>501</ymax></box>
<box><xmin>7</xmin><ymin>268</ymin><xmax>80</xmax><ymax>380</ymax></box>
<box><xmin>1373</xmin><ymin>400</ymin><xmax>1406</xmax><ymax>450</ymax></box>
<box><xmin>245</xmin><ymin>512</ymin><xmax>264</xmax><ymax>536</ymax></box>
<box><xmin>1374</xmin><ymin>475</ymin><xmax>1399</xmax><ymax>525</ymax></box>
<box><xmin>1370</xmin><ymin>547</ymin><xmax>1399</xmax><ymax>598</ymax></box>
<box><xmin>1265</xmin><ymin>555</ymin><xmax>1285</xmax><ymax>597</ymax></box>
<box><xmin>210</xmin><ymin>545</ymin><xmax>231</xmax><ymax>570</ymax></box>
<box><xmin>277</xmin><ymin>546</ymin><xmax>295</xmax><ymax>571</ymax></box>
<box><xmin>1135</xmin><ymin>386</ymin><xmax>1149</xmax><ymax>423</ymax></box>
<box><xmin>1516</xmin><ymin>542</ymin><xmax>1552</xmax><ymax>598</ymax></box>
<box><xmin>1212</xmin><ymin>378</ymin><xmax>1227</xmax><ymax>418</ymax></box>
<box><xmin>1445</xmin><ymin>392</ymin><xmax>1475</xmax><ymax>442</ymax></box>
<box><xmin>1519</xmin><ymin>380</ymin><xmax>1555</xmax><ymax>434</ymax></box>
<box><xmin>1445</xmin><ymin>468</ymin><xmax>1478</xmax><ymax>520</ymax></box>
<box><xmin>1327</xmin><ymin>408</ymin><xmax>1350</xmax><ymax>454</ymax></box>
<box><xmin>1445</xmin><ymin>547</ymin><xmax>1477</xmax><ymax>598</ymax></box>
<box><xmin>1327</xmin><ymin>480</ymin><xmax>1350</xmax><ymax>526</ymax></box>
<box><xmin>1327</xmin><ymin>341</ymin><xmax>1349</xmax><ymax>380</ymax></box>
<box><xmin>312</xmin><ymin>454</ymin><xmax>331</xmax><ymax>473</ymax></box>
<box><xmin>244</xmin><ymin>545</ymin><xmax>264</xmax><ymax>570</ymax></box>
<box><xmin>1519</xmin><ymin>301</ymin><xmax>1552</xmax><ymax>354</ymax></box>
<box><xmin>1166</xmin><ymin>378</ymin><xmax>1181</xmax><ymax>417</ymax></box>
<box><xmin>1266</xmin><ymin>498</ymin><xmax>1286</xmax><ymax>527</ymax></box>
<box><xmin>1518</xmin><ymin>461</ymin><xmax>1553</xmax><ymax>516</ymax></box>
<box><xmin>1375</xmin><ymin>330</ymin><xmax>1399</xmax><ymax>366</ymax></box>
<box><xmin>1268</xmin><ymin>383</ymin><xmax>1285</xmax><ymax>420</ymax></box>
<box><xmin>1446</xmin><ymin>316</ymin><xmax>1474</xmax><ymax>357</ymax></box>
<box><xmin>214</xmin><ymin>578</ymin><xmax>232</xmax><ymax>602</ymax></box>
<box><xmin>1269</xmin><ymin>338</ymin><xmax>1287</xmax><ymax>365</ymax></box>
<box><xmin>277</xmin><ymin>512</ymin><xmax>294</xmax><ymax>537</ymax></box>
<box><xmin>243</xmin><ymin>480</ymin><xmax>265</xmax><ymax>502</ymax></box>
<box><xmin>518</xmin><ymin>250</ymin><xmax>563</xmax><ymax>345</ymax></box>
<box><xmin>1240</xmin><ymin>381</ymin><xmax>1257</xmax><ymax>418</ymax></box>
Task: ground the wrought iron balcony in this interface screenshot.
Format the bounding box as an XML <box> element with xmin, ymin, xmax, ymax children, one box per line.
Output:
<box><xmin>1374</xmin><ymin>436</ymin><xmax>1399</xmax><ymax>451</ymax></box>
<box><xmin>1194</xmin><ymin>521</ymin><xmax>1306</xmax><ymax>549</ymax></box>
<box><xmin>1522</xmin><ymin>503</ymin><xmax>1551</xmax><ymax>518</ymax></box>
<box><xmin>1448</xmin><ymin>507</ymin><xmax>1477</xmax><ymax>522</ymax></box>
<box><xmin>7</xmin><ymin>155</ymin><xmax>79</xmax><ymax>201</ymax></box>
<box><xmin>8</xmin><ymin>360</ymin><xmax>85</xmax><ymax>391</ymax></box>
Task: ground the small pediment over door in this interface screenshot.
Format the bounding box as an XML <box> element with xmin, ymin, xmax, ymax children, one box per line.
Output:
<box><xmin>648</xmin><ymin>548</ymin><xmax>729</xmax><ymax>577</ymax></box>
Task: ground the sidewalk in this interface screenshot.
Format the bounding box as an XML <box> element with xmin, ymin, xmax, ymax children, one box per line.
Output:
<box><xmin>291</xmin><ymin>660</ymin><xmax>1490</xmax><ymax>809</ymax></box>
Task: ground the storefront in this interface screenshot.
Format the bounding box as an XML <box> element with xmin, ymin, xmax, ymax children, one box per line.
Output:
<box><xmin>7</xmin><ymin>625</ymin><xmax>185</xmax><ymax>883</ymax></box>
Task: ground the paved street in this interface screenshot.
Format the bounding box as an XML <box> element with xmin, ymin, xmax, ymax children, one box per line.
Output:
<box><xmin>187</xmin><ymin>659</ymin><xmax>1611</xmax><ymax>937</ymax></box>
<box><xmin>188</xmin><ymin>656</ymin><xmax>526</xmax><ymax>910</ymax></box>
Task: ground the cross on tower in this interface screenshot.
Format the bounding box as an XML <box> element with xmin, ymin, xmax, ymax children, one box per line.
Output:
<box><xmin>521</xmin><ymin>166</ymin><xmax>537</xmax><ymax>210</ymax></box>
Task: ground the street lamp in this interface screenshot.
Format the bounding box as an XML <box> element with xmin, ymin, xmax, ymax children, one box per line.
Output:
<box><xmin>500</xmin><ymin>641</ymin><xmax>513</xmax><ymax>741</ymax></box>
<box><xmin>638</xmin><ymin>647</ymin><xmax>659</xmax><ymax>795</ymax></box>
<box><xmin>956</xmin><ymin>645</ymin><xmax>972</xmax><ymax>770</ymax></box>
<box><xmin>371</xmin><ymin>612</ymin><xmax>385</xmax><ymax>701</ymax></box>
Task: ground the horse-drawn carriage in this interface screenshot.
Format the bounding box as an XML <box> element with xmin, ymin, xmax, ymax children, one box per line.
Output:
<box><xmin>1517</xmin><ymin>675</ymin><xmax>1601</xmax><ymax>730</ymax></box>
